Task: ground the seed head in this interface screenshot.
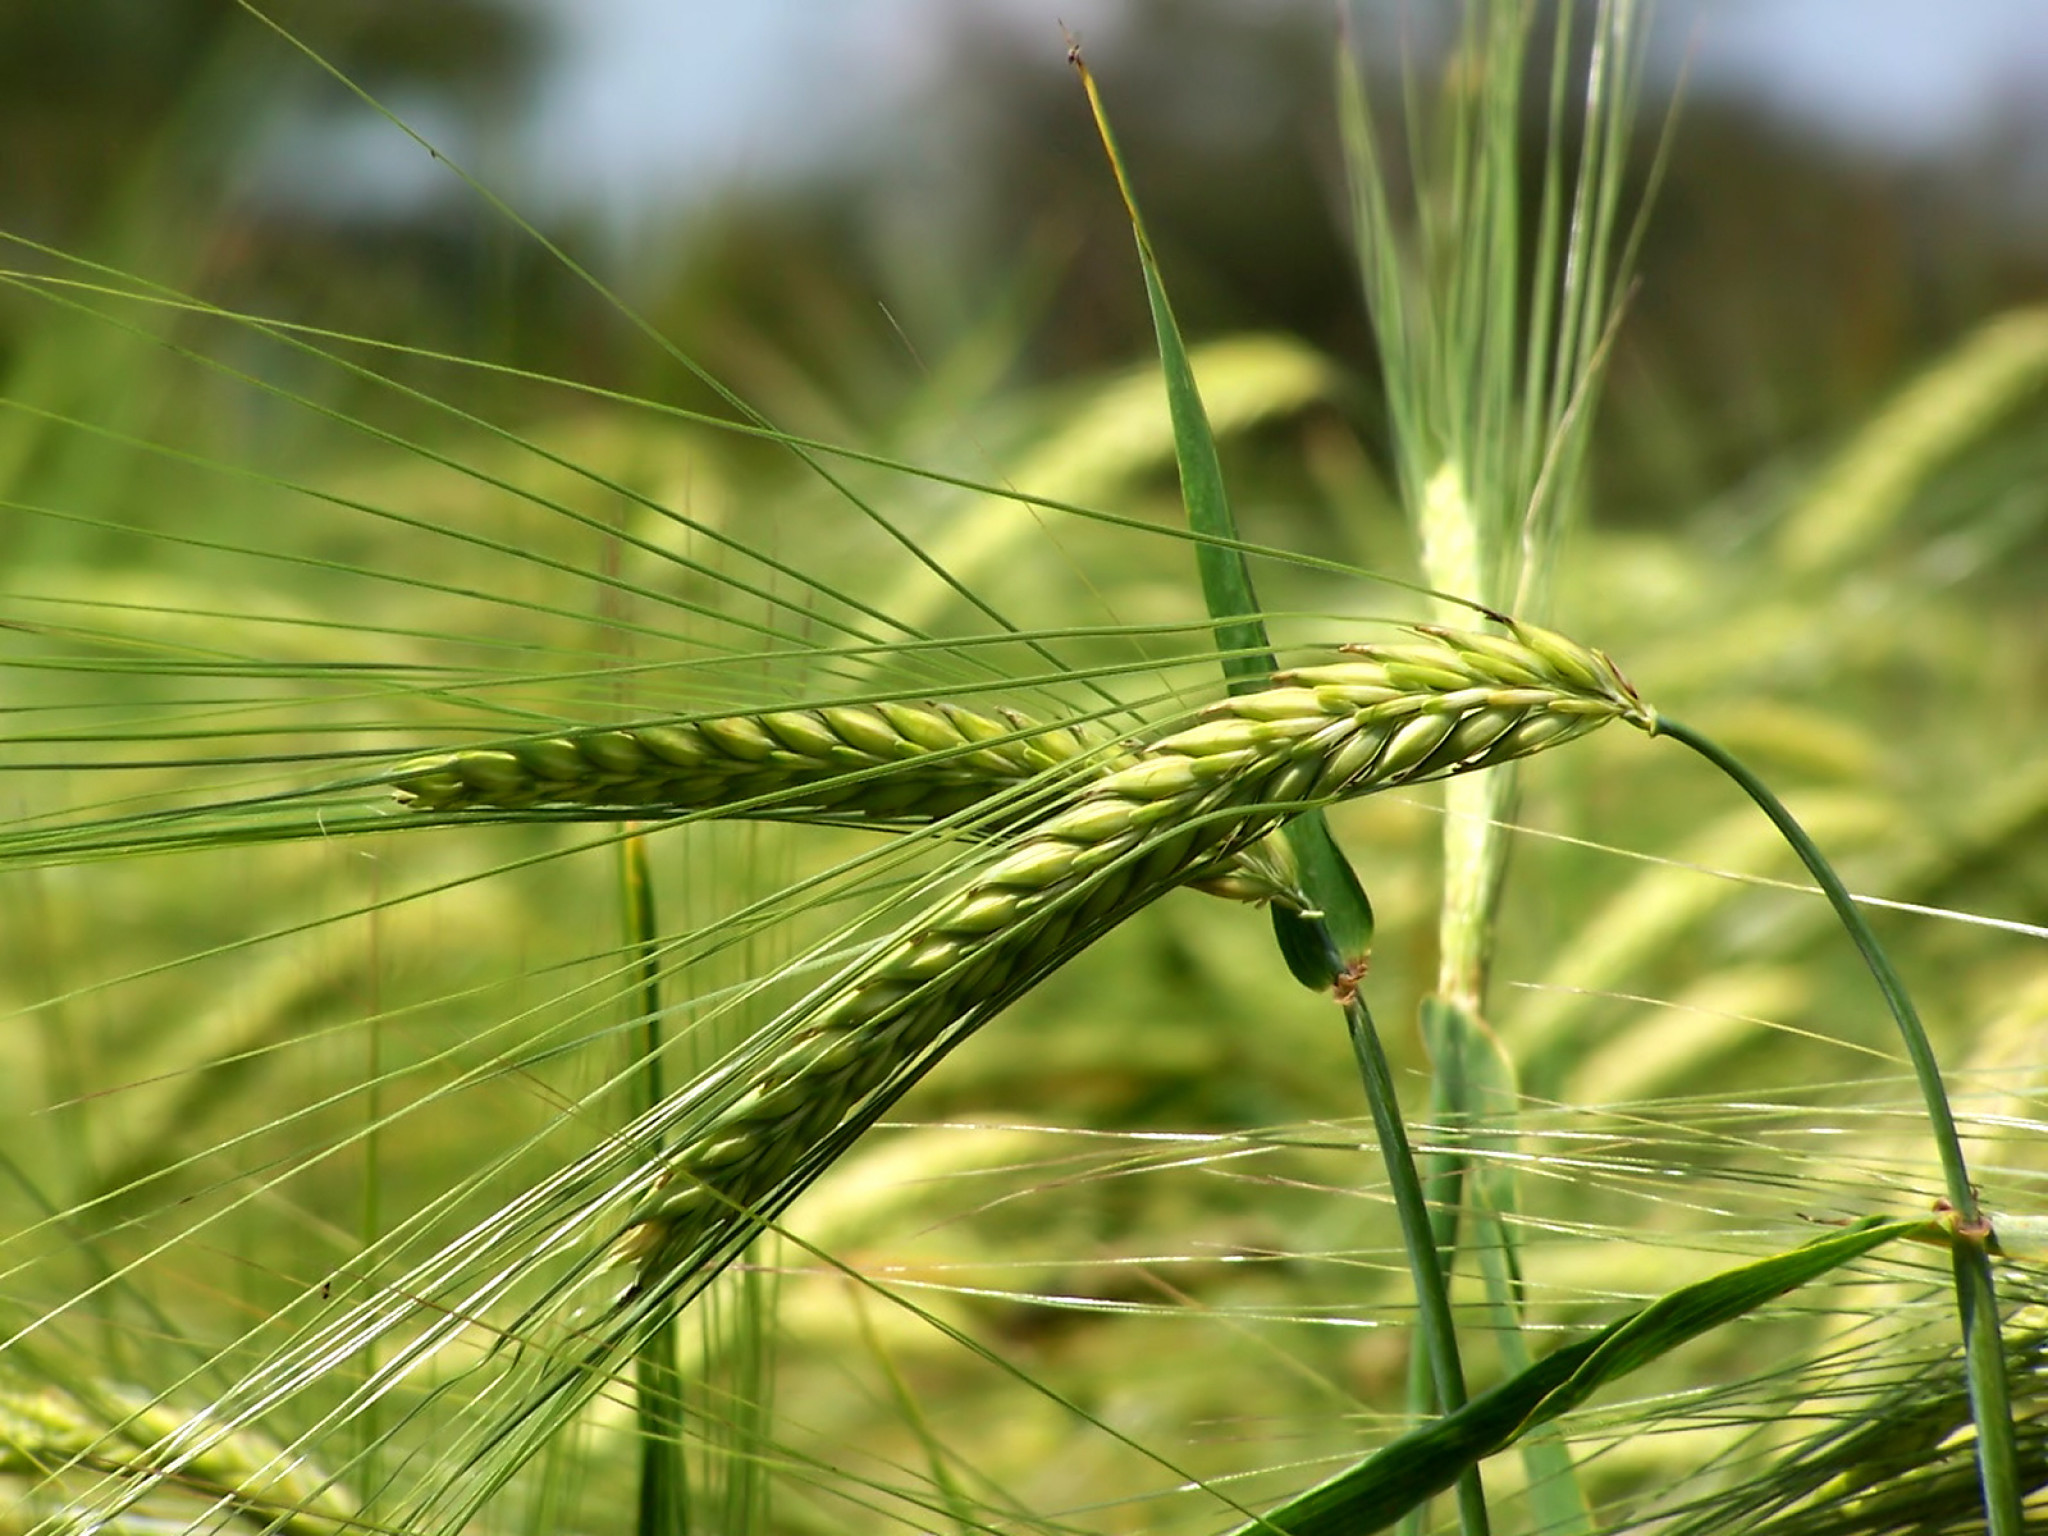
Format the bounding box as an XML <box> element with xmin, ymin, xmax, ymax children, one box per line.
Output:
<box><xmin>615</xmin><ymin>621</ymin><xmax>1649</xmax><ymax>1294</ymax></box>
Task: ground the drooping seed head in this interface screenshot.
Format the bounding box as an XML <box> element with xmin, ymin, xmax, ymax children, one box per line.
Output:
<box><xmin>614</xmin><ymin>620</ymin><xmax>1652</xmax><ymax>1299</ymax></box>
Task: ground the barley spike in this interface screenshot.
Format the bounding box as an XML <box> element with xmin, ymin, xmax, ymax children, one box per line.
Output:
<box><xmin>136</xmin><ymin>622</ymin><xmax>1642</xmax><ymax>1536</ymax></box>
<box><xmin>616</xmin><ymin>621</ymin><xmax>1648</xmax><ymax>1294</ymax></box>
<box><xmin>391</xmin><ymin>699</ymin><xmax>1123</xmax><ymax>828</ymax></box>
<box><xmin>0</xmin><ymin>1376</ymin><xmax>352</xmax><ymax>1536</ymax></box>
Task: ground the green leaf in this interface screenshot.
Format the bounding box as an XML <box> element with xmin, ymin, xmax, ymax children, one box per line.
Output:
<box><xmin>1233</xmin><ymin>1217</ymin><xmax>1927</xmax><ymax>1536</ymax></box>
<box><xmin>1071</xmin><ymin>46</ymin><xmax>1373</xmax><ymax>973</ymax></box>
<box><xmin>1270</xmin><ymin>904</ymin><xmax>1342</xmax><ymax>991</ymax></box>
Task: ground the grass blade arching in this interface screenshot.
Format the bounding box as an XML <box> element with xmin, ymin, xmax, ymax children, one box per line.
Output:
<box><xmin>1232</xmin><ymin>1216</ymin><xmax>1930</xmax><ymax>1536</ymax></box>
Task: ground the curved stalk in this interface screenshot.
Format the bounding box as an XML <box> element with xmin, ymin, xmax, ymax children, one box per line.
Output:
<box><xmin>1650</xmin><ymin>715</ymin><xmax>2020</xmax><ymax>1536</ymax></box>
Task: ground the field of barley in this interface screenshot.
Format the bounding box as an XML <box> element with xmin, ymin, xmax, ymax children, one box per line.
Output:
<box><xmin>3</xmin><ymin>5</ymin><xmax>2047</xmax><ymax>1534</ymax></box>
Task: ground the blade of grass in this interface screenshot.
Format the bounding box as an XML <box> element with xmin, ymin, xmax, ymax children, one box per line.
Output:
<box><xmin>1232</xmin><ymin>1216</ymin><xmax>1931</xmax><ymax>1536</ymax></box>
<box><xmin>1066</xmin><ymin>44</ymin><xmax>1375</xmax><ymax>966</ymax></box>
<box><xmin>1072</xmin><ymin>45</ymin><xmax>1489</xmax><ymax>1536</ymax></box>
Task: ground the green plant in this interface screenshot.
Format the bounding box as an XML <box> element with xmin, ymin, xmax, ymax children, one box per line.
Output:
<box><xmin>4</xmin><ymin>5</ymin><xmax>2047</xmax><ymax>1536</ymax></box>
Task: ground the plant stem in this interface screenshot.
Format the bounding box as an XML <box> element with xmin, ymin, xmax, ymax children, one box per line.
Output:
<box><xmin>620</xmin><ymin>831</ymin><xmax>689</xmax><ymax>1536</ymax></box>
<box><xmin>1342</xmin><ymin>986</ymin><xmax>1490</xmax><ymax>1536</ymax></box>
<box><xmin>622</xmin><ymin>833</ymin><xmax>664</xmax><ymax>1120</ymax></box>
<box><xmin>1395</xmin><ymin>1056</ymin><xmax>1468</xmax><ymax>1536</ymax></box>
<box><xmin>358</xmin><ymin>863</ymin><xmax>385</xmax><ymax>1490</ymax></box>
<box><xmin>1652</xmin><ymin>715</ymin><xmax>2019</xmax><ymax>1536</ymax></box>
<box><xmin>1953</xmin><ymin>1240</ymin><xmax>2024</xmax><ymax>1529</ymax></box>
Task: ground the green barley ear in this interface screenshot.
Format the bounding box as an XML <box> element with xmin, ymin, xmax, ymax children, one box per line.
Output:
<box><xmin>390</xmin><ymin>699</ymin><xmax>1122</xmax><ymax>824</ymax></box>
<box><xmin>390</xmin><ymin>696</ymin><xmax>1344</xmax><ymax>921</ymax></box>
<box><xmin>0</xmin><ymin>1371</ymin><xmax>354</xmax><ymax>1536</ymax></box>
<box><xmin>1779</xmin><ymin>306</ymin><xmax>2048</xmax><ymax>572</ymax></box>
<box><xmin>616</xmin><ymin>621</ymin><xmax>1645</xmax><ymax>1302</ymax></box>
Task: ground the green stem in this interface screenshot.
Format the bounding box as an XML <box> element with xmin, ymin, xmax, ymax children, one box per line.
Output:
<box><xmin>635</xmin><ymin>1320</ymin><xmax>688</xmax><ymax>1536</ymax></box>
<box><xmin>622</xmin><ymin>833</ymin><xmax>665</xmax><ymax>1120</ymax></box>
<box><xmin>358</xmin><ymin>869</ymin><xmax>384</xmax><ymax>1489</ymax></box>
<box><xmin>1653</xmin><ymin>715</ymin><xmax>2019</xmax><ymax>1536</ymax></box>
<box><xmin>620</xmin><ymin>831</ymin><xmax>689</xmax><ymax>1536</ymax></box>
<box><xmin>1342</xmin><ymin>986</ymin><xmax>1490</xmax><ymax>1536</ymax></box>
<box><xmin>1654</xmin><ymin>720</ymin><xmax>1968</xmax><ymax>1211</ymax></box>
<box><xmin>1953</xmin><ymin>1241</ymin><xmax>2024</xmax><ymax>1531</ymax></box>
<box><xmin>1394</xmin><ymin>1128</ymin><xmax>1466</xmax><ymax>1536</ymax></box>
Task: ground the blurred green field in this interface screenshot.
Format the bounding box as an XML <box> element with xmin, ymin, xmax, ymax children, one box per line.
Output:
<box><xmin>3</xmin><ymin>5</ymin><xmax>2047</xmax><ymax>1534</ymax></box>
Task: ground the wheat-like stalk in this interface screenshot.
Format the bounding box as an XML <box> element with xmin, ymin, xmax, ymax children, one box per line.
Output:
<box><xmin>616</xmin><ymin>620</ymin><xmax>1650</xmax><ymax>1294</ymax></box>
<box><xmin>392</xmin><ymin>699</ymin><xmax>1119</xmax><ymax>826</ymax></box>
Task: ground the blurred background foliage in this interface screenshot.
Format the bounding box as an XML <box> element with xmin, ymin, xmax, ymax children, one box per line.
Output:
<box><xmin>12</xmin><ymin>0</ymin><xmax>2048</xmax><ymax>479</ymax></box>
<box><xmin>3</xmin><ymin>2</ymin><xmax>2047</xmax><ymax>1532</ymax></box>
